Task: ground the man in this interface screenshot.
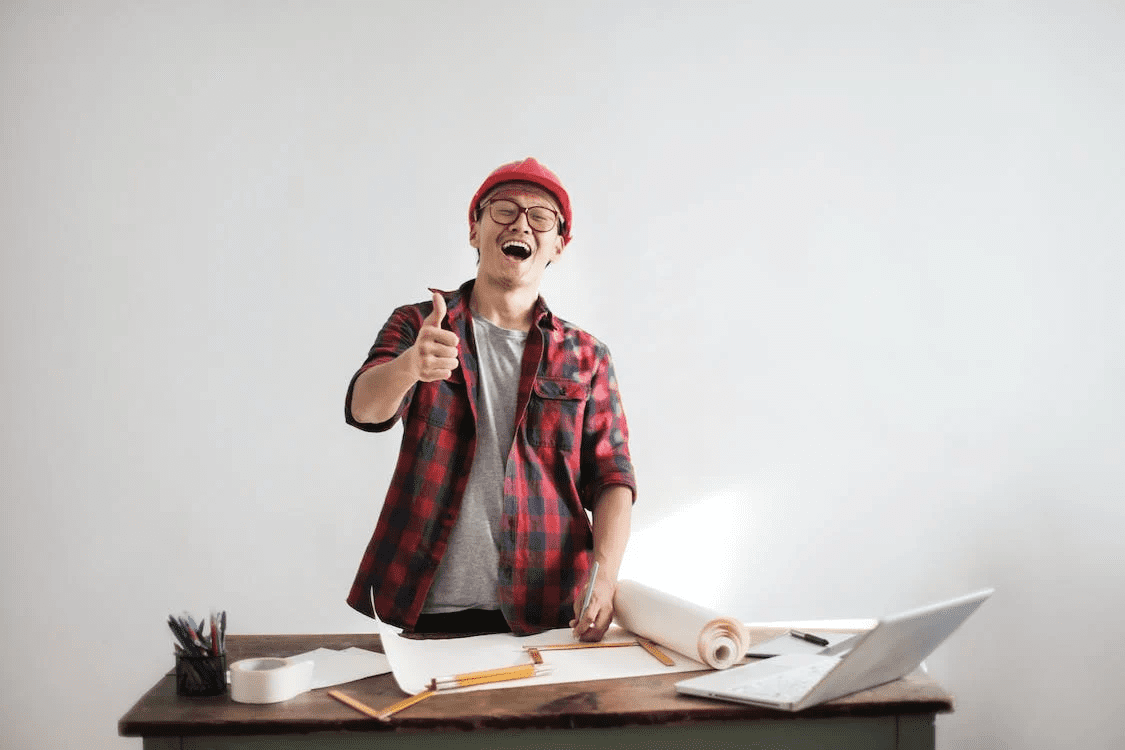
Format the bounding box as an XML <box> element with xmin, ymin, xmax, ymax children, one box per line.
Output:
<box><xmin>345</xmin><ymin>158</ymin><xmax>635</xmax><ymax>641</ymax></box>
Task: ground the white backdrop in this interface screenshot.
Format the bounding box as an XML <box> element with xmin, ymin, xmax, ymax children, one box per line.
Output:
<box><xmin>2</xmin><ymin>2</ymin><xmax>1123</xmax><ymax>748</ymax></box>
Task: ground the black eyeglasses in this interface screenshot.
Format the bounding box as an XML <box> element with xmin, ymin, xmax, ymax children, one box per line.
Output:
<box><xmin>478</xmin><ymin>198</ymin><xmax>563</xmax><ymax>233</ymax></box>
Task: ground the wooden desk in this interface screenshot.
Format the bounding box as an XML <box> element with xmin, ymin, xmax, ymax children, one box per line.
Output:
<box><xmin>119</xmin><ymin>633</ymin><xmax>954</xmax><ymax>750</ymax></box>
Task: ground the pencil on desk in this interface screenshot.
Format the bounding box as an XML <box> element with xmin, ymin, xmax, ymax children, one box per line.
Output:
<box><xmin>331</xmin><ymin>664</ymin><xmax>549</xmax><ymax>722</ymax></box>
<box><xmin>430</xmin><ymin>663</ymin><xmax>551</xmax><ymax>691</ymax></box>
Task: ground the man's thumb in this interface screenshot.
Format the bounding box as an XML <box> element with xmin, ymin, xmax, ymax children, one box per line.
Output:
<box><xmin>425</xmin><ymin>291</ymin><xmax>446</xmax><ymax>327</ymax></box>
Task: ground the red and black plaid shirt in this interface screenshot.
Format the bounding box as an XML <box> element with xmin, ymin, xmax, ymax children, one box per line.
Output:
<box><xmin>345</xmin><ymin>280</ymin><xmax>636</xmax><ymax>635</ymax></box>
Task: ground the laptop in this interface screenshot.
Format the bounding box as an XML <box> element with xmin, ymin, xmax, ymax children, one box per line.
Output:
<box><xmin>675</xmin><ymin>588</ymin><xmax>993</xmax><ymax>711</ymax></box>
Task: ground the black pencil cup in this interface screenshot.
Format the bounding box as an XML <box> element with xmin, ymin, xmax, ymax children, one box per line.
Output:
<box><xmin>175</xmin><ymin>653</ymin><xmax>228</xmax><ymax>696</ymax></box>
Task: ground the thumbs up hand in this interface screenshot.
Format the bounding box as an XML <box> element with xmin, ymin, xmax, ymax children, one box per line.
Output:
<box><xmin>408</xmin><ymin>291</ymin><xmax>460</xmax><ymax>383</ymax></box>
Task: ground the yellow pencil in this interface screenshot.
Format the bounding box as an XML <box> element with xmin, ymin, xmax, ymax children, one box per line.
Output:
<box><xmin>430</xmin><ymin>663</ymin><xmax>551</xmax><ymax>690</ymax></box>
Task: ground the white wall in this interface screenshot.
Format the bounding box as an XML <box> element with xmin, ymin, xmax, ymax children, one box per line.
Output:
<box><xmin>2</xmin><ymin>2</ymin><xmax>1123</xmax><ymax>748</ymax></box>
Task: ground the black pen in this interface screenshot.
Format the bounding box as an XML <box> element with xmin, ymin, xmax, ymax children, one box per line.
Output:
<box><xmin>789</xmin><ymin>629</ymin><xmax>829</xmax><ymax>647</ymax></box>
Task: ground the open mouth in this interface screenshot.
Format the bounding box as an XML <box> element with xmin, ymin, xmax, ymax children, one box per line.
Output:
<box><xmin>502</xmin><ymin>241</ymin><xmax>532</xmax><ymax>260</ymax></box>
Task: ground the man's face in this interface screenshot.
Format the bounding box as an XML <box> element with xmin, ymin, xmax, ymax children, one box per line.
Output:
<box><xmin>469</xmin><ymin>183</ymin><xmax>565</xmax><ymax>292</ymax></box>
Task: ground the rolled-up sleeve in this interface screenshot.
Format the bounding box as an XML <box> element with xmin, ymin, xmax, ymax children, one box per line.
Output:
<box><xmin>579</xmin><ymin>346</ymin><xmax>636</xmax><ymax>509</ymax></box>
<box><xmin>344</xmin><ymin>305</ymin><xmax>423</xmax><ymax>432</ymax></box>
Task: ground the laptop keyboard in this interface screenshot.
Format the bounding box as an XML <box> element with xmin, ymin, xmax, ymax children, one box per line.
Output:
<box><xmin>730</xmin><ymin>660</ymin><xmax>836</xmax><ymax>702</ymax></box>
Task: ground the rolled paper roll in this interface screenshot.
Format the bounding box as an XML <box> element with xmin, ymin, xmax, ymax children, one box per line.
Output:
<box><xmin>613</xmin><ymin>580</ymin><xmax>749</xmax><ymax>670</ymax></box>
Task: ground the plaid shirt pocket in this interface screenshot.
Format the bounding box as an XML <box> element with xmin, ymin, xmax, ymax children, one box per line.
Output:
<box><xmin>526</xmin><ymin>377</ymin><xmax>589</xmax><ymax>451</ymax></box>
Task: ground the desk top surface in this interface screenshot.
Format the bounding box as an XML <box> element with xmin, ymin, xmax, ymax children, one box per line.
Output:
<box><xmin>119</xmin><ymin>632</ymin><xmax>954</xmax><ymax>738</ymax></box>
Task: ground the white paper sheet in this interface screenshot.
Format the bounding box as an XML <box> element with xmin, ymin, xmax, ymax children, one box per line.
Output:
<box><xmin>377</xmin><ymin>620</ymin><xmax>706</xmax><ymax>695</ymax></box>
<box><xmin>288</xmin><ymin>646</ymin><xmax>391</xmax><ymax>689</ymax></box>
<box><xmin>375</xmin><ymin>579</ymin><xmax>762</xmax><ymax>693</ymax></box>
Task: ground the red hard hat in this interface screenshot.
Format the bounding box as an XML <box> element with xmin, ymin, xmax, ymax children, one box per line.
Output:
<box><xmin>469</xmin><ymin>157</ymin><xmax>572</xmax><ymax>244</ymax></box>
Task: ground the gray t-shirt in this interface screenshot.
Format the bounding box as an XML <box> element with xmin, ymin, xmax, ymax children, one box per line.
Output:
<box><xmin>422</xmin><ymin>313</ymin><xmax>526</xmax><ymax>613</ymax></box>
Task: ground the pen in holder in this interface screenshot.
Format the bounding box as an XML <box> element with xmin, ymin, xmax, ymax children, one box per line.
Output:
<box><xmin>168</xmin><ymin>610</ymin><xmax>228</xmax><ymax>697</ymax></box>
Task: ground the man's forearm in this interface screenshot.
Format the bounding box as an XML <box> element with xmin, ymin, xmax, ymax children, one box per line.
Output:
<box><xmin>591</xmin><ymin>485</ymin><xmax>633</xmax><ymax>581</ymax></box>
<box><xmin>349</xmin><ymin>357</ymin><xmax>418</xmax><ymax>425</ymax></box>
<box><xmin>571</xmin><ymin>484</ymin><xmax>633</xmax><ymax>641</ymax></box>
<box><xmin>350</xmin><ymin>293</ymin><xmax>460</xmax><ymax>425</ymax></box>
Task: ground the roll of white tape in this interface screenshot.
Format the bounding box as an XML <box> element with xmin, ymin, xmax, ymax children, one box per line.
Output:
<box><xmin>229</xmin><ymin>657</ymin><xmax>315</xmax><ymax>704</ymax></box>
